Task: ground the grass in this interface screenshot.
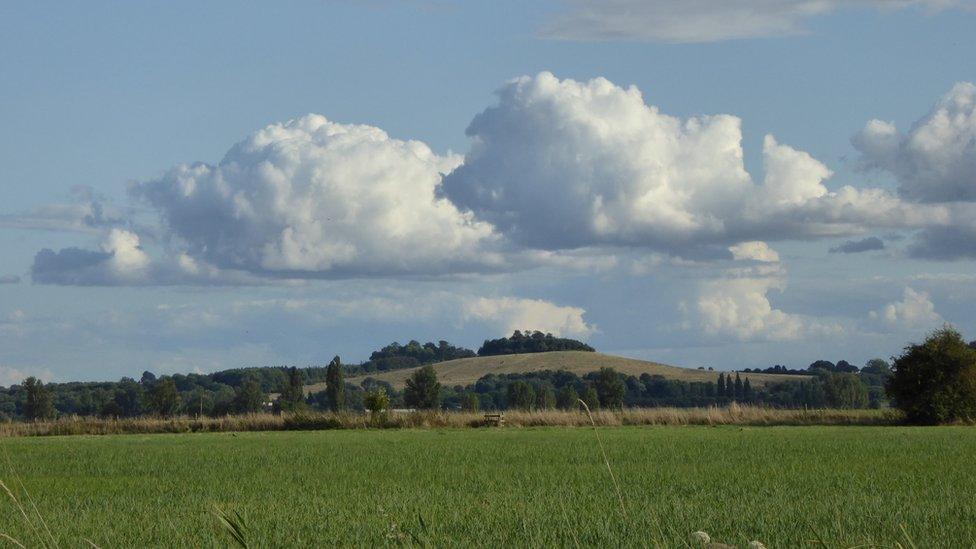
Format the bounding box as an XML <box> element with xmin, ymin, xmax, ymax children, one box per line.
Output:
<box><xmin>0</xmin><ymin>405</ymin><xmax>897</xmax><ymax>437</ymax></box>
<box><xmin>311</xmin><ymin>351</ymin><xmax>808</xmax><ymax>393</ymax></box>
<box><xmin>0</xmin><ymin>425</ymin><xmax>974</xmax><ymax>546</ymax></box>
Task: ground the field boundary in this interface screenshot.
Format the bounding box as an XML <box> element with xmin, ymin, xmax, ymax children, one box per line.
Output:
<box><xmin>0</xmin><ymin>405</ymin><xmax>900</xmax><ymax>438</ymax></box>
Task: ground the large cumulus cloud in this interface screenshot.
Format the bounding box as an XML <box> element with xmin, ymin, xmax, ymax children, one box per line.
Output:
<box><xmin>132</xmin><ymin>114</ymin><xmax>503</xmax><ymax>277</ymax></box>
<box><xmin>442</xmin><ymin>72</ymin><xmax>931</xmax><ymax>255</ymax></box>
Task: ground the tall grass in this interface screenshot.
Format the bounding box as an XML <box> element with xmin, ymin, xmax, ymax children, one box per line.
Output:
<box><xmin>0</xmin><ymin>404</ymin><xmax>898</xmax><ymax>438</ymax></box>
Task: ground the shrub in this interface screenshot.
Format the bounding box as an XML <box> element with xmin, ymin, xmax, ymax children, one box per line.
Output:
<box><xmin>887</xmin><ymin>327</ymin><xmax>976</xmax><ymax>424</ymax></box>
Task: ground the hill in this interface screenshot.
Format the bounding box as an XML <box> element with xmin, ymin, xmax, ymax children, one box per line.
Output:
<box><xmin>304</xmin><ymin>351</ymin><xmax>807</xmax><ymax>393</ymax></box>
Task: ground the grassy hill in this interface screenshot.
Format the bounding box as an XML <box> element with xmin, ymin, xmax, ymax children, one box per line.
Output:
<box><xmin>304</xmin><ymin>351</ymin><xmax>806</xmax><ymax>393</ymax></box>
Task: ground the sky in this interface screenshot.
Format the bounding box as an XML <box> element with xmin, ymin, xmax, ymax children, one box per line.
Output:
<box><xmin>2</xmin><ymin>0</ymin><xmax>976</xmax><ymax>383</ymax></box>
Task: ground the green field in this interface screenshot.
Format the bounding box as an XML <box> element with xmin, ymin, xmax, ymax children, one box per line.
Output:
<box><xmin>1</xmin><ymin>426</ymin><xmax>974</xmax><ymax>547</ymax></box>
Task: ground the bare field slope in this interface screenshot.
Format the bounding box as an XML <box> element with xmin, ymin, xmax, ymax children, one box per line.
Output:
<box><xmin>305</xmin><ymin>351</ymin><xmax>806</xmax><ymax>393</ymax></box>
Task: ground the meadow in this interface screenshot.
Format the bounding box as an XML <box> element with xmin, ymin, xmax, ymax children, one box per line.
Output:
<box><xmin>1</xmin><ymin>425</ymin><xmax>974</xmax><ymax>547</ymax></box>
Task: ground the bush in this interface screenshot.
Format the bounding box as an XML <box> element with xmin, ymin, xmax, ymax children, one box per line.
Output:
<box><xmin>887</xmin><ymin>327</ymin><xmax>976</xmax><ymax>424</ymax></box>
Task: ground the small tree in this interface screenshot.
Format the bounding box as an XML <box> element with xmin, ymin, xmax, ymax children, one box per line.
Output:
<box><xmin>325</xmin><ymin>356</ymin><xmax>345</xmax><ymax>412</ymax></box>
<box><xmin>594</xmin><ymin>367</ymin><xmax>625</xmax><ymax>409</ymax></box>
<box><xmin>146</xmin><ymin>377</ymin><xmax>180</xmax><ymax>417</ymax></box>
<box><xmin>364</xmin><ymin>388</ymin><xmax>390</xmax><ymax>416</ymax></box>
<box><xmin>556</xmin><ymin>385</ymin><xmax>580</xmax><ymax>410</ymax></box>
<box><xmin>537</xmin><ymin>383</ymin><xmax>557</xmax><ymax>410</ymax></box>
<box><xmin>404</xmin><ymin>365</ymin><xmax>441</xmax><ymax>409</ymax></box>
<box><xmin>235</xmin><ymin>377</ymin><xmax>265</xmax><ymax>414</ymax></box>
<box><xmin>582</xmin><ymin>385</ymin><xmax>600</xmax><ymax>411</ymax></box>
<box><xmin>887</xmin><ymin>327</ymin><xmax>976</xmax><ymax>424</ymax></box>
<box><xmin>823</xmin><ymin>372</ymin><xmax>868</xmax><ymax>408</ymax></box>
<box><xmin>507</xmin><ymin>381</ymin><xmax>536</xmax><ymax>410</ymax></box>
<box><xmin>461</xmin><ymin>392</ymin><xmax>480</xmax><ymax>412</ymax></box>
<box><xmin>22</xmin><ymin>377</ymin><xmax>55</xmax><ymax>421</ymax></box>
<box><xmin>279</xmin><ymin>367</ymin><xmax>305</xmax><ymax>412</ymax></box>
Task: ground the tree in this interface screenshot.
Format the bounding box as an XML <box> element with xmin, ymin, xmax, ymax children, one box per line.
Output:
<box><xmin>556</xmin><ymin>385</ymin><xmax>580</xmax><ymax>410</ymax></box>
<box><xmin>507</xmin><ymin>381</ymin><xmax>535</xmax><ymax>410</ymax></box>
<box><xmin>743</xmin><ymin>378</ymin><xmax>753</xmax><ymax>400</ymax></box>
<box><xmin>717</xmin><ymin>373</ymin><xmax>726</xmax><ymax>398</ymax></box>
<box><xmin>325</xmin><ymin>356</ymin><xmax>345</xmax><ymax>412</ymax></box>
<box><xmin>146</xmin><ymin>377</ymin><xmax>180</xmax><ymax>417</ymax></box>
<box><xmin>22</xmin><ymin>377</ymin><xmax>55</xmax><ymax>421</ymax></box>
<box><xmin>823</xmin><ymin>373</ymin><xmax>868</xmax><ymax>408</ymax></box>
<box><xmin>582</xmin><ymin>385</ymin><xmax>600</xmax><ymax>411</ymax></box>
<box><xmin>234</xmin><ymin>377</ymin><xmax>265</xmax><ymax>414</ymax></box>
<box><xmin>536</xmin><ymin>383</ymin><xmax>557</xmax><ymax>410</ymax></box>
<box><xmin>279</xmin><ymin>367</ymin><xmax>305</xmax><ymax>412</ymax></box>
<box><xmin>461</xmin><ymin>392</ymin><xmax>480</xmax><ymax>412</ymax></box>
<box><xmin>594</xmin><ymin>367</ymin><xmax>625</xmax><ymax>409</ymax></box>
<box><xmin>887</xmin><ymin>327</ymin><xmax>976</xmax><ymax>424</ymax></box>
<box><xmin>404</xmin><ymin>365</ymin><xmax>441</xmax><ymax>409</ymax></box>
<box><xmin>734</xmin><ymin>373</ymin><xmax>744</xmax><ymax>399</ymax></box>
<box><xmin>862</xmin><ymin>358</ymin><xmax>892</xmax><ymax>376</ymax></box>
<box><xmin>114</xmin><ymin>377</ymin><xmax>145</xmax><ymax>417</ymax></box>
<box><xmin>363</xmin><ymin>388</ymin><xmax>390</xmax><ymax>414</ymax></box>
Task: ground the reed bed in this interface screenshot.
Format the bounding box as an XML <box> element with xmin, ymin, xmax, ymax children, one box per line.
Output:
<box><xmin>0</xmin><ymin>404</ymin><xmax>898</xmax><ymax>437</ymax></box>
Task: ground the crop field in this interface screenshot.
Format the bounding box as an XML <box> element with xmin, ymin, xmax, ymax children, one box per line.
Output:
<box><xmin>1</xmin><ymin>426</ymin><xmax>974</xmax><ymax>547</ymax></box>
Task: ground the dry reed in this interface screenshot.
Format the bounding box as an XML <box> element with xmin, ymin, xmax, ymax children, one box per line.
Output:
<box><xmin>0</xmin><ymin>405</ymin><xmax>899</xmax><ymax>438</ymax></box>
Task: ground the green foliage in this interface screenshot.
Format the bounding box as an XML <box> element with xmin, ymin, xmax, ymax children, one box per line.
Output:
<box><xmin>404</xmin><ymin>365</ymin><xmax>441</xmax><ymax>409</ymax></box>
<box><xmin>22</xmin><ymin>377</ymin><xmax>55</xmax><ymax>421</ymax></box>
<box><xmin>582</xmin><ymin>385</ymin><xmax>600</xmax><ymax>410</ymax></box>
<box><xmin>325</xmin><ymin>356</ymin><xmax>345</xmax><ymax>412</ymax></box>
<box><xmin>592</xmin><ymin>368</ymin><xmax>625</xmax><ymax>409</ymax></box>
<box><xmin>477</xmin><ymin>330</ymin><xmax>595</xmax><ymax>356</ymax></box>
<box><xmin>146</xmin><ymin>377</ymin><xmax>180</xmax><ymax>417</ymax></box>
<box><xmin>363</xmin><ymin>388</ymin><xmax>390</xmax><ymax>414</ymax></box>
<box><xmin>234</xmin><ymin>378</ymin><xmax>265</xmax><ymax>414</ymax></box>
<box><xmin>556</xmin><ymin>385</ymin><xmax>579</xmax><ymax>410</ymax></box>
<box><xmin>822</xmin><ymin>372</ymin><xmax>869</xmax><ymax>409</ymax></box>
<box><xmin>461</xmin><ymin>392</ymin><xmax>479</xmax><ymax>412</ymax></box>
<box><xmin>278</xmin><ymin>367</ymin><xmax>305</xmax><ymax>412</ymax></box>
<box><xmin>536</xmin><ymin>383</ymin><xmax>557</xmax><ymax>410</ymax></box>
<box><xmin>887</xmin><ymin>327</ymin><xmax>976</xmax><ymax>424</ymax></box>
<box><xmin>507</xmin><ymin>381</ymin><xmax>536</xmax><ymax>410</ymax></box>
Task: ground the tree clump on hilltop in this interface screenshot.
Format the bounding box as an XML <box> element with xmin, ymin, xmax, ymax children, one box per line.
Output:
<box><xmin>477</xmin><ymin>330</ymin><xmax>595</xmax><ymax>357</ymax></box>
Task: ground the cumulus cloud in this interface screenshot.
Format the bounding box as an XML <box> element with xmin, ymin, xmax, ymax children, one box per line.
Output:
<box><xmin>132</xmin><ymin>114</ymin><xmax>502</xmax><ymax>278</ymax></box>
<box><xmin>869</xmin><ymin>287</ymin><xmax>943</xmax><ymax>331</ymax></box>
<box><xmin>443</xmin><ymin>72</ymin><xmax>931</xmax><ymax>256</ymax></box>
<box><xmin>854</xmin><ymin>82</ymin><xmax>976</xmax><ymax>203</ymax></box>
<box><xmin>0</xmin><ymin>275</ymin><xmax>20</xmax><ymax>284</ymax></box>
<box><xmin>830</xmin><ymin>236</ymin><xmax>885</xmax><ymax>254</ymax></box>
<box><xmin>693</xmin><ymin>277</ymin><xmax>806</xmax><ymax>341</ymax></box>
<box><xmin>462</xmin><ymin>296</ymin><xmax>596</xmax><ymax>338</ymax></box>
<box><xmin>0</xmin><ymin>365</ymin><xmax>55</xmax><ymax>388</ymax></box>
<box><xmin>541</xmin><ymin>1</ymin><xmax>973</xmax><ymax>43</ymax></box>
<box><xmin>729</xmin><ymin>241</ymin><xmax>780</xmax><ymax>263</ymax></box>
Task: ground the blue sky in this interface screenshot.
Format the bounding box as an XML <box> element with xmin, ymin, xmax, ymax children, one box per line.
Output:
<box><xmin>2</xmin><ymin>1</ymin><xmax>976</xmax><ymax>383</ymax></box>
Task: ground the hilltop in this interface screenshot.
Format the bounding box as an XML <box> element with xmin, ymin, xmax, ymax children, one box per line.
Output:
<box><xmin>304</xmin><ymin>351</ymin><xmax>806</xmax><ymax>393</ymax></box>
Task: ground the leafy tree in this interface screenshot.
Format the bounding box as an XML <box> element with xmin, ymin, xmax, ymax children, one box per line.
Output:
<box><xmin>146</xmin><ymin>377</ymin><xmax>180</xmax><ymax>417</ymax></box>
<box><xmin>734</xmin><ymin>373</ymin><xmax>744</xmax><ymax>399</ymax></box>
<box><xmin>593</xmin><ymin>367</ymin><xmax>625</xmax><ymax>409</ymax></box>
<box><xmin>22</xmin><ymin>377</ymin><xmax>55</xmax><ymax>421</ymax></box>
<box><xmin>279</xmin><ymin>366</ymin><xmax>305</xmax><ymax>412</ymax></box>
<box><xmin>363</xmin><ymin>388</ymin><xmax>390</xmax><ymax>414</ymax></box>
<box><xmin>477</xmin><ymin>331</ymin><xmax>595</xmax><ymax>356</ymax></box>
<box><xmin>461</xmin><ymin>392</ymin><xmax>480</xmax><ymax>412</ymax></box>
<box><xmin>556</xmin><ymin>385</ymin><xmax>579</xmax><ymax>410</ymax></box>
<box><xmin>404</xmin><ymin>365</ymin><xmax>441</xmax><ymax>409</ymax></box>
<box><xmin>823</xmin><ymin>372</ymin><xmax>868</xmax><ymax>408</ymax></box>
<box><xmin>114</xmin><ymin>378</ymin><xmax>145</xmax><ymax>417</ymax></box>
<box><xmin>140</xmin><ymin>371</ymin><xmax>157</xmax><ymax>385</ymax></box>
<box><xmin>582</xmin><ymin>385</ymin><xmax>600</xmax><ymax>411</ymax></box>
<box><xmin>507</xmin><ymin>381</ymin><xmax>536</xmax><ymax>410</ymax></box>
<box><xmin>536</xmin><ymin>383</ymin><xmax>557</xmax><ymax>410</ymax></box>
<box><xmin>234</xmin><ymin>378</ymin><xmax>265</xmax><ymax>414</ymax></box>
<box><xmin>325</xmin><ymin>356</ymin><xmax>345</xmax><ymax>412</ymax></box>
<box><xmin>717</xmin><ymin>373</ymin><xmax>726</xmax><ymax>397</ymax></box>
<box><xmin>862</xmin><ymin>358</ymin><xmax>892</xmax><ymax>376</ymax></box>
<box><xmin>887</xmin><ymin>327</ymin><xmax>976</xmax><ymax>424</ymax></box>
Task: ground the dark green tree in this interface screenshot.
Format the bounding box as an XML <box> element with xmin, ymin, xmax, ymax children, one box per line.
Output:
<box><xmin>234</xmin><ymin>377</ymin><xmax>265</xmax><ymax>414</ymax></box>
<box><xmin>22</xmin><ymin>377</ymin><xmax>55</xmax><ymax>421</ymax></box>
<box><xmin>325</xmin><ymin>356</ymin><xmax>345</xmax><ymax>412</ymax></box>
<box><xmin>823</xmin><ymin>373</ymin><xmax>868</xmax><ymax>408</ymax></box>
<box><xmin>507</xmin><ymin>381</ymin><xmax>536</xmax><ymax>410</ymax></box>
<box><xmin>887</xmin><ymin>327</ymin><xmax>976</xmax><ymax>424</ymax></box>
<box><xmin>404</xmin><ymin>365</ymin><xmax>441</xmax><ymax>409</ymax></box>
<box><xmin>734</xmin><ymin>373</ymin><xmax>744</xmax><ymax>399</ymax></box>
<box><xmin>582</xmin><ymin>385</ymin><xmax>600</xmax><ymax>411</ymax></box>
<box><xmin>114</xmin><ymin>378</ymin><xmax>145</xmax><ymax>417</ymax></box>
<box><xmin>536</xmin><ymin>383</ymin><xmax>557</xmax><ymax>410</ymax></box>
<box><xmin>594</xmin><ymin>367</ymin><xmax>625</xmax><ymax>409</ymax></box>
<box><xmin>461</xmin><ymin>392</ymin><xmax>480</xmax><ymax>412</ymax></box>
<box><xmin>556</xmin><ymin>385</ymin><xmax>580</xmax><ymax>410</ymax></box>
<box><xmin>146</xmin><ymin>377</ymin><xmax>180</xmax><ymax>417</ymax></box>
<box><xmin>279</xmin><ymin>366</ymin><xmax>305</xmax><ymax>412</ymax></box>
<box><xmin>717</xmin><ymin>372</ymin><xmax>726</xmax><ymax>397</ymax></box>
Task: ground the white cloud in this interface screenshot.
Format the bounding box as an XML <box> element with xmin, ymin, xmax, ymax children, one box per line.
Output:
<box><xmin>131</xmin><ymin>114</ymin><xmax>502</xmax><ymax>277</ymax></box>
<box><xmin>854</xmin><ymin>82</ymin><xmax>976</xmax><ymax>203</ymax></box>
<box><xmin>0</xmin><ymin>186</ymin><xmax>127</xmax><ymax>233</ymax></box>
<box><xmin>541</xmin><ymin>1</ymin><xmax>973</xmax><ymax>43</ymax></box>
<box><xmin>462</xmin><ymin>296</ymin><xmax>596</xmax><ymax>338</ymax></box>
<box><xmin>693</xmin><ymin>277</ymin><xmax>805</xmax><ymax>341</ymax></box>
<box><xmin>729</xmin><ymin>241</ymin><xmax>780</xmax><ymax>263</ymax></box>
<box><xmin>0</xmin><ymin>366</ymin><xmax>55</xmax><ymax>388</ymax></box>
<box><xmin>869</xmin><ymin>287</ymin><xmax>943</xmax><ymax>331</ymax></box>
<box><xmin>443</xmin><ymin>72</ymin><xmax>931</xmax><ymax>256</ymax></box>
